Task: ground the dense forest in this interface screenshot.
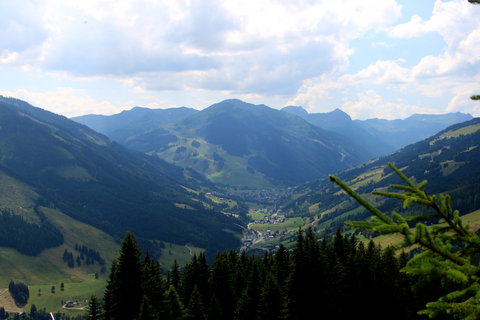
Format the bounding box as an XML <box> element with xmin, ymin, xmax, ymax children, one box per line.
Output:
<box><xmin>0</xmin><ymin>229</ymin><xmax>470</xmax><ymax>319</ymax></box>
<box><xmin>95</xmin><ymin>231</ymin><xmax>450</xmax><ymax>319</ymax></box>
<box><xmin>0</xmin><ymin>208</ymin><xmax>63</xmax><ymax>256</ymax></box>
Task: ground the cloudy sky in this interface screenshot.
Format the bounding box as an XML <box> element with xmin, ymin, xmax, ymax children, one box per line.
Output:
<box><xmin>1</xmin><ymin>0</ymin><xmax>479</xmax><ymax>119</ymax></box>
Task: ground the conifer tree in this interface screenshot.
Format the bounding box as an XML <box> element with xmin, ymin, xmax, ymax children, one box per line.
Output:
<box><xmin>168</xmin><ymin>260</ymin><xmax>181</xmax><ymax>292</ymax></box>
<box><xmin>165</xmin><ymin>285</ymin><xmax>185</xmax><ymax>320</ymax></box>
<box><xmin>273</xmin><ymin>244</ymin><xmax>289</xmax><ymax>286</ymax></box>
<box><xmin>234</xmin><ymin>263</ymin><xmax>259</xmax><ymax>320</ymax></box>
<box><xmin>87</xmin><ymin>295</ymin><xmax>102</xmax><ymax>320</ymax></box>
<box><xmin>257</xmin><ymin>273</ymin><xmax>282</xmax><ymax>320</ymax></box>
<box><xmin>142</xmin><ymin>253</ymin><xmax>167</xmax><ymax>318</ymax></box>
<box><xmin>283</xmin><ymin>229</ymin><xmax>311</xmax><ymax>320</ymax></box>
<box><xmin>135</xmin><ymin>295</ymin><xmax>157</xmax><ymax>320</ymax></box>
<box><xmin>330</xmin><ymin>162</ymin><xmax>480</xmax><ymax>318</ymax></box>
<box><xmin>181</xmin><ymin>253</ymin><xmax>209</xmax><ymax>307</ymax></box>
<box><xmin>206</xmin><ymin>294</ymin><xmax>223</xmax><ymax>320</ymax></box>
<box><xmin>209</xmin><ymin>253</ymin><xmax>235</xmax><ymax>319</ymax></box>
<box><xmin>103</xmin><ymin>232</ymin><xmax>143</xmax><ymax>320</ymax></box>
<box><xmin>184</xmin><ymin>286</ymin><xmax>206</xmax><ymax>320</ymax></box>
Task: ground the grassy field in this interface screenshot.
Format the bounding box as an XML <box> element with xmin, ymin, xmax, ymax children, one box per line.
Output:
<box><xmin>0</xmin><ymin>207</ymin><xmax>118</xmax><ymax>287</ymax></box>
<box><xmin>157</xmin><ymin>137</ymin><xmax>274</xmax><ymax>188</ymax></box>
<box><xmin>0</xmin><ymin>204</ymin><xmax>210</xmax><ymax>313</ymax></box>
<box><xmin>0</xmin><ymin>289</ymin><xmax>23</xmax><ymax>313</ymax></box>
<box><xmin>247</xmin><ymin>210</ymin><xmax>268</xmax><ymax>221</ymax></box>
<box><xmin>0</xmin><ymin>207</ymin><xmax>119</xmax><ymax>313</ymax></box>
<box><xmin>250</xmin><ymin>217</ymin><xmax>306</xmax><ymax>232</ymax></box>
<box><xmin>0</xmin><ymin>172</ymin><xmax>39</xmax><ymax>222</ymax></box>
<box><xmin>159</xmin><ymin>243</ymin><xmax>204</xmax><ymax>269</ymax></box>
<box><xmin>433</xmin><ymin>123</ymin><xmax>480</xmax><ymax>143</ymax></box>
<box><xmin>27</xmin><ymin>277</ymin><xmax>107</xmax><ymax>315</ymax></box>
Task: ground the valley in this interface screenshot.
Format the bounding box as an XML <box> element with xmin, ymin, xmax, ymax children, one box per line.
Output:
<box><xmin>0</xmin><ymin>95</ymin><xmax>479</xmax><ymax>316</ymax></box>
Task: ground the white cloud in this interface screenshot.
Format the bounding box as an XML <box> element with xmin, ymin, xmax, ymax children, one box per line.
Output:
<box><xmin>342</xmin><ymin>90</ymin><xmax>437</xmax><ymax>120</ymax></box>
<box><xmin>390</xmin><ymin>0</ymin><xmax>479</xmax><ymax>47</ymax></box>
<box><xmin>340</xmin><ymin>60</ymin><xmax>411</xmax><ymax>84</ymax></box>
<box><xmin>445</xmin><ymin>79</ymin><xmax>480</xmax><ymax>116</ymax></box>
<box><xmin>287</xmin><ymin>75</ymin><xmax>345</xmax><ymax>110</ymax></box>
<box><xmin>0</xmin><ymin>1</ymin><xmax>47</xmax><ymax>53</ymax></box>
<box><xmin>287</xmin><ymin>1</ymin><xmax>480</xmax><ymax>119</ymax></box>
<box><xmin>0</xmin><ymin>88</ymin><xmax>123</xmax><ymax>117</ymax></box>
<box><xmin>4</xmin><ymin>0</ymin><xmax>477</xmax><ymax>120</ymax></box>
<box><xmin>0</xmin><ymin>0</ymin><xmax>403</xmax><ymax>95</ymax></box>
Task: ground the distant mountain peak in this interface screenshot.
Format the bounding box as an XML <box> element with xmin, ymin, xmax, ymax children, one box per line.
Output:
<box><xmin>326</xmin><ymin>108</ymin><xmax>352</xmax><ymax>121</ymax></box>
<box><xmin>282</xmin><ymin>106</ymin><xmax>352</xmax><ymax>122</ymax></box>
<box><xmin>281</xmin><ymin>106</ymin><xmax>309</xmax><ymax>118</ymax></box>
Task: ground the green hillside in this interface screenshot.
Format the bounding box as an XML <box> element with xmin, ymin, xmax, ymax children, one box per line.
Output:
<box><xmin>72</xmin><ymin>106</ymin><xmax>197</xmax><ymax>145</ymax></box>
<box><xmin>0</xmin><ymin>203</ymin><xmax>207</xmax><ymax>313</ymax></box>
<box><xmin>281</xmin><ymin>117</ymin><xmax>480</xmax><ymax>237</ymax></box>
<box><xmin>282</xmin><ymin>106</ymin><xmax>396</xmax><ymax>157</ymax></box>
<box><xmin>138</xmin><ymin>99</ymin><xmax>371</xmax><ymax>187</ymax></box>
<box><xmin>0</xmin><ymin>96</ymin><xmax>242</xmax><ymax>258</ymax></box>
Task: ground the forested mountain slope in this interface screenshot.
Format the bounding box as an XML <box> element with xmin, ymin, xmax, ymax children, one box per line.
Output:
<box><xmin>0</xmin><ymin>96</ymin><xmax>241</xmax><ymax>256</ymax></box>
<box><xmin>283</xmin><ymin>117</ymin><xmax>480</xmax><ymax>235</ymax></box>
<box><xmin>117</xmin><ymin>99</ymin><xmax>371</xmax><ymax>187</ymax></box>
<box><xmin>282</xmin><ymin>106</ymin><xmax>472</xmax><ymax>157</ymax></box>
<box><xmin>72</xmin><ymin>106</ymin><xmax>197</xmax><ymax>147</ymax></box>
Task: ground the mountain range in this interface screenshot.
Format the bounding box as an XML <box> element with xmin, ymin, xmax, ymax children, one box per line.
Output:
<box><xmin>0</xmin><ymin>96</ymin><xmax>241</xmax><ymax>258</ymax></box>
<box><xmin>0</xmin><ymin>94</ymin><xmax>478</xmax><ymax>304</ymax></box>
<box><xmin>282</xmin><ymin>106</ymin><xmax>473</xmax><ymax>156</ymax></box>
<box><xmin>282</xmin><ymin>117</ymin><xmax>480</xmax><ymax>235</ymax></box>
<box><xmin>74</xmin><ymin>99</ymin><xmax>472</xmax><ymax>188</ymax></box>
<box><xmin>0</xmin><ymin>94</ymin><xmax>475</xmax><ymax>257</ymax></box>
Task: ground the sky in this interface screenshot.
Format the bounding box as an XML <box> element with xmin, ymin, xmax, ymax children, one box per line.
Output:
<box><xmin>0</xmin><ymin>0</ymin><xmax>479</xmax><ymax>119</ymax></box>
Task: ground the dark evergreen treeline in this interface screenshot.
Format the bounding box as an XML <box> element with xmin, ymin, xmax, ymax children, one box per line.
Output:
<box><xmin>62</xmin><ymin>249</ymin><xmax>75</xmax><ymax>268</ymax></box>
<box><xmin>62</xmin><ymin>245</ymin><xmax>105</xmax><ymax>268</ymax></box>
<box><xmin>8</xmin><ymin>281</ymin><xmax>29</xmax><ymax>307</ymax></box>
<box><xmin>0</xmin><ymin>209</ymin><xmax>63</xmax><ymax>256</ymax></box>
<box><xmin>1</xmin><ymin>230</ymin><xmax>452</xmax><ymax>319</ymax></box>
<box><xmin>75</xmin><ymin>244</ymin><xmax>106</xmax><ymax>266</ymax></box>
<box><xmin>98</xmin><ymin>230</ymin><xmax>437</xmax><ymax>320</ymax></box>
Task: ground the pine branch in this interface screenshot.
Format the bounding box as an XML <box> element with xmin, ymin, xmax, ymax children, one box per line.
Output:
<box><xmin>328</xmin><ymin>175</ymin><xmax>393</xmax><ymax>225</ymax></box>
<box><xmin>329</xmin><ymin>162</ymin><xmax>480</xmax><ymax>318</ymax></box>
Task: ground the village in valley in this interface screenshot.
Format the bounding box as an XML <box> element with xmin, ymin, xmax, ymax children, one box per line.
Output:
<box><xmin>240</xmin><ymin>208</ymin><xmax>298</xmax><ymax>253</ymax></box>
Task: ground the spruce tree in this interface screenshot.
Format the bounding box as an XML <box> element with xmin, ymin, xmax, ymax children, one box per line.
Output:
<box><xmin>257</xmin><ymin>273</ymin><xmax>282</xmax><ymax>320</ymax></box>
<box><xmin>168</xmin><ymin>260</ymin><xmax>181</xmax><ymax>292</ymax></box>
<box><xmin>184</xmin><ymin>286</ymin><xmax>206</xmax><ymax>320</ymax></box>
<box><xmin>103</xmin><ymin>232</ymin><xmax>143</xmax><ymax>320</ymax></box>
<box><xmin>330</xmin><ymin>162</ymin><xmax>480</xmax><ymax>318</ymax></box>
<box><xmin>234</xmin><ymin>264</ymin><xmax>259</xmax><ymax>320</ymax></box>
<box><xmin>87</xmin><ymin>295</ymin><xmax>102</xmax><ymax>320</ymax></box>
<box><xmin>283</xmin><ymin>230</ymin><xmax>306</xmax><ymax>320</ymax></box>
<box><xmin>135</xmin><ymin>295</ymin><xmax>157</xmax><ymax>320</ymax></box>
<box><xmin>209</xmin><ymin>253</ymin><xmax>235</xmax><ymax>319</ymax></box>
<box><xmin>273</xmin><ymin>244</ymin><xmax>289</xmax><ymax>286</ymax></box>
<box><xmin>165</xmin><ymin>285</ymin><xmax>185</xmax><ymax>320</ymax></box>
<box><xmin>206</xmin><ymin>294</ymin><xmax>223</xmax><ymax>320</ymax></box>
<box><xmin>142</xmin><ymin>253</ymin><xmax>167</xmax><ymax>318</ymax></box>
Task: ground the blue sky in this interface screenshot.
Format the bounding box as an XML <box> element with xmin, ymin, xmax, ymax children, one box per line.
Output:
<box><xmin>0</xmin><ymin>0</ymin><xmax>479</xmax><ymax>119</ymax></box>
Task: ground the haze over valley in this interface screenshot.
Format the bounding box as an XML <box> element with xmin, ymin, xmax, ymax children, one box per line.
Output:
<box><xmin>1</xmin><ymin>0</ymin><xmax>480</xmax><ymax>318</ymax></box>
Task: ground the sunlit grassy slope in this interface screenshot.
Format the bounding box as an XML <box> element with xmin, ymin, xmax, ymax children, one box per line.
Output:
<box><xmin>0</xmin><ymin>204</ymin><xmax>206</xmax><ymax>313</ymax></box>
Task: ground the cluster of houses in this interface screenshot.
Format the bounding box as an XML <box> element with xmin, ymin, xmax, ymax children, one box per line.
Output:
<box><xmin>212</xmin><ymin>187</ymin><xmax>294</xmax><ymax>205</ymax></box>
<box><xmin>252</xmin><ymin>212</ymin><xmax>286</xmax><ymax>225</ymax></box>
<box><xmin>241</xmin><ymin>210</ymin><xmax>296</xmax><ymax>252</ymax></box>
